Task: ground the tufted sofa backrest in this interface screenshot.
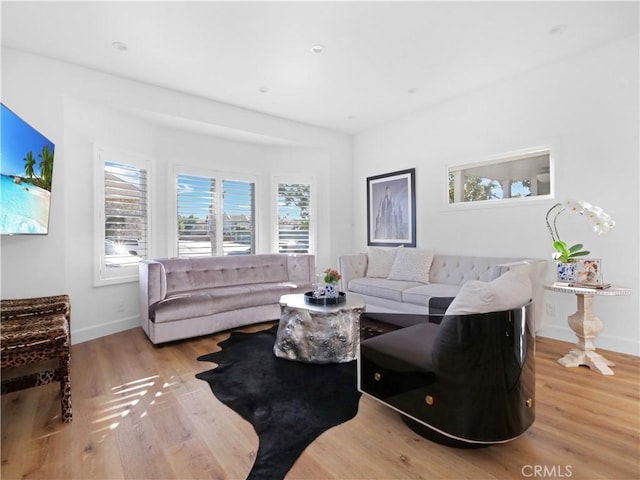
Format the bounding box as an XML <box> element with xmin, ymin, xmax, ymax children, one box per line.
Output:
<box><xmin>429</xmin><ymin>255</ymin><xmax>521</xmax><ymax>286</ymax></box>
<box><xmin>155</xmin><ymin>254</ymin><xmax>311</xmax><ymax>298</ymax></box>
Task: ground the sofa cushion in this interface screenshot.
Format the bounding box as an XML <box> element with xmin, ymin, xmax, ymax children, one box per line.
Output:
<box><xmin>366</xmin><ymin>246</ymin><xmax>402</xmax><ymax>278</ymax></box>
<box><xmin>151</xmin><ymin>282</ymin><xmax>295</xmax><ymax>323</ymax></box>
<box><xmin>388</xmin><ymin>248</ymin><xmax>435</xmax><ymax>283</ymax></box>
<box><xmin>401</xmin><ymin>283</ymin><xmax>462</xmax><ymax>306</ymax></box>
<box><xmin>348</xmin><ymin>277</ymin><xmax>424</xmax><ymax>302</ymax></box>
<box><xmin>445</xmin><ymin>270</ymin><xmax>532</xmax><ymax>315</ymax></box>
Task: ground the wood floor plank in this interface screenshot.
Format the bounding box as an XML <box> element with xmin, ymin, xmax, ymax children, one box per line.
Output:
<box><xmin>2</xmin><ymin>325</ymin><xmax>638</xmax><ymax>480</ymax></box>
<box><xmin>1</xmin><ymin>389</ymin><xmax>39</xmax><ymax>479</ymax></box>
<box><xmin>175</xmin><ymin>369</ymin><xmax>258</xmax><ymax>479</ymax></box>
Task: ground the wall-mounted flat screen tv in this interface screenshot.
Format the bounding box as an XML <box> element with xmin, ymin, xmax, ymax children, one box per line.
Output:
<box><xmin>1</xmin><ymin>103</ymin><xmax>55</xmax><ymax>235</ymax></box>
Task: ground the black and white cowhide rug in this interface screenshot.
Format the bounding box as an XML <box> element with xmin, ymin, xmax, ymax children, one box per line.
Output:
<box><xmin>196</xmin><ymin>325</ymin><xmax>361</xmax><ymax>480</ymax></box>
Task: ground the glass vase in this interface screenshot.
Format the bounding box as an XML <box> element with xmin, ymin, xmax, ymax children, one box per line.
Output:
<box><xmin>312</xmin><ymin>274</ymin><xmax>325</xmax><ymax>298</ymax></box>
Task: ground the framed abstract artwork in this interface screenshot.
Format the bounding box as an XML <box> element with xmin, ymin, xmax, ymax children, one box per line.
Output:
<box><xmin>367</xmin><ymin>168</ymin><xmax>416</xmax><ymax>247</ymax></box>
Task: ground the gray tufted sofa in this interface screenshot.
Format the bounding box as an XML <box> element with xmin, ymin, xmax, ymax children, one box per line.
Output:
<box><xmin>339</xmin><ymin>252</ymin><xmax>547</xmax><ymax>331</ymax></box>
<box><xmin>139</xmin><ymin>254</ymin><xmax>314</xmax><ymax>344</ymax></box>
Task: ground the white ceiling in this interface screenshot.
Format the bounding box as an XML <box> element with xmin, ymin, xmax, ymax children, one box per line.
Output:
<box><xmin>2</xmin><ymin>1</ymin><xmax>638</xmax><ymax>135</ymax></box>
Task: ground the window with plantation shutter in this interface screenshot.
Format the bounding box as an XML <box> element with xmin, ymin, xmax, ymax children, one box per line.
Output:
<box><xmin>222</xmin><ymin>179</ymin><xmax>255</xmax><ymax>256</ymax></box>
<box><xmin>177</xmin><ymin>174</ymin><xmax>217</xmax><ymax>257</ymax></box>
<box><xmin>274</xmin><ymin>177</ymin><xmax>315</xmax><ymax>254</ymax></box>
<box><xmin>175</xmin><ymin>169</ymin><xmax>256</xmax><ymax>257</ymax></box>
<box><xmin>94</xmin><ymin>146</ymin><xmax>152</xmax><ymax>285</ymax></box>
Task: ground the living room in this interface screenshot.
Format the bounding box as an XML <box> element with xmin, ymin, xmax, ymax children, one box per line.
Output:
<box><xmin>1</xmin><ymin>2</ymin><xmax>638</xmax><ymax>479</ymax></box>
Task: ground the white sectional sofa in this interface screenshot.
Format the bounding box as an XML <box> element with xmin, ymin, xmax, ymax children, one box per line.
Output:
<box><xmin>339</xmin><ymin>247</ymin><xmax>547</xmax><ymax>331</ymax></box>
<box><xmin>139</xmin><ymin>254</ymin><xmax>314</xmax><ymax>344</ymax></box>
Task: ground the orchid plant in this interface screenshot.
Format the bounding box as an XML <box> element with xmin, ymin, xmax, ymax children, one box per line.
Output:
<box><xmin>546</xmin><ymin>200</ymin><xmax>615</xmax><ymax>263</ymax></box>
<box><xmin>323</xmin><ymin>268</ymin><xmax>342</xmax><ymax>284</ymax></box>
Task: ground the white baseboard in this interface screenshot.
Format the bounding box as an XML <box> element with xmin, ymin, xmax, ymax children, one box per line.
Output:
<box><xmin>69</xmin><ymin>314</ymin><xmax>640</xmax><ymax>356</ymax></box>
<box><xmin>539</xmin><ymin>324</ymin><xmax>639</xmax><ymax>357</ymax></box>
<box><xmin>71</xmin><ymin>315</ymin><xmax>139</xmax><ymax>345</ymax></box>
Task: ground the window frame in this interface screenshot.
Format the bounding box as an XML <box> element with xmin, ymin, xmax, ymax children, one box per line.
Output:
<box><xmin>445</xmin><ymin>145</ymin><xmax>555</xmax><ymax>210</ymax></box>
<box><xmin>271</xmin><ymin>175</ymin><xmax>317</xmax><ymax>255</ymax></box>
<box><xmin>169</xmin><ymin>165</ymin><xmax>259</xmax><ymax>258</ymax></box>
<box><xmin>93</xmin><ymin>144</ymin><xmax>153</xmax><ymax>286</ymax></box>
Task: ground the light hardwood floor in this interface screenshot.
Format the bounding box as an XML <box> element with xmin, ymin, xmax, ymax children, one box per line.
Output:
<box><xmin>2</xmin><ymin>322</ymin><xmax>639</xmax><ymax>480</ymax></box>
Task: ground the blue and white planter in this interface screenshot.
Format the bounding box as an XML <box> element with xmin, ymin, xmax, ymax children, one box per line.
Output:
<box><xmin>556</xmin><ymin>262</ymin><xmax>578</xmax><ymax>283</ymax></box>
<box><xmin>324</xmin><ymin>282</ymin><xmax>339</xmax><ymax>298</ymax></box>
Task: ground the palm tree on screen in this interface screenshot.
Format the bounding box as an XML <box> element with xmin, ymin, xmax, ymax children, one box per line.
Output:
<box><xmin>23</xmin><ymin>151</ymin><xmax>36</xmax><ymax>179</ymax></box>
<box><xmin>38</xmin><ymin>145</ymin><xmax>54</xmax><ymax>191</ymax></box>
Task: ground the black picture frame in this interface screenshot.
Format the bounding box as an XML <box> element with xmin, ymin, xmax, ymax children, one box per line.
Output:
<box><xmin>367</xmin><ymin>168</ymin><xmax>416</xmax><ymax>247</ymax></box>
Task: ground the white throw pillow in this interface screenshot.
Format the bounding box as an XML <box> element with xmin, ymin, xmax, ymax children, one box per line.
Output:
<box><xmin>387</xmin><ymin>248</ymin><xmax>435</xmax><ymax>284</ymax></box>
<box><xmin>366</xmin><ymin>246</ymin><xmax>402</xmax><ymax>278</ymax></box>
<box><xmin>445</xmin><ymin>270</ymin><xmax>532</xmax><ymax>315</ymax></box>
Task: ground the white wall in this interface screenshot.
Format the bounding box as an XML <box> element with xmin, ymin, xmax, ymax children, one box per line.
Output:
<box><xmin>352</xmin><ymin>35</ymin><xmax>639</xmax><ymax>355</ymax></box>
<box><xmin>3</xmin><ymin>34</ymin><xmax>638</xmax><ymax>355</ymax></box>
<box><xmin>1</xmin><ymin>48</ymin><xmax>352</xmax><ymax>343</ymax></box>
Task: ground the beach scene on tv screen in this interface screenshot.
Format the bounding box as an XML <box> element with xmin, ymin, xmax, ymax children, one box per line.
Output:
<box><xmin>0</xmin><ymin>105</ymin><xmax>55</xmax><ymax>234</ymax></box>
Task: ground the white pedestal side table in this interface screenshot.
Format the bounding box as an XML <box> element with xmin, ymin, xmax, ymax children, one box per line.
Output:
<box><xmin>543</xmin><ymin>283</ymin><xmax>631</xmax><ymax>375</ymax></box>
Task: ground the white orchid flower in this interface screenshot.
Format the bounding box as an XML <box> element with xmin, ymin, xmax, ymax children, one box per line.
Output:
<box><xmin>546</xmin><ymin>199</ymin><xmax>615</xmax><ymax>261</ymax></box>
<box><xmin>578</xmin><ymin>200</ymin><xmax>593</xmax><ymax>214</ymax></box>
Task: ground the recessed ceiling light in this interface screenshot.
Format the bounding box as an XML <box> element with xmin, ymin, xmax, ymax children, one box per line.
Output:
<box><xmin>549</xmin><ymin>24</ymin><xmax>568</xmax><ymax>35</ymax></box>
<box><xmin>311</xmin><ymin>44</ymin><xmax>326</xmax><ymax>54</ymax></box>
<box><xmin>111</xmin><ymin>41</ymin><xmax>128</xmax><ymax>51</ymax></box>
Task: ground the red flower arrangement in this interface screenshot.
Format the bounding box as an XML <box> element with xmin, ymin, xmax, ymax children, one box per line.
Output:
<box><xmin>323</xmin><ymin>268</ymin><xmax>342</xmax><ymax>283</ymax></box>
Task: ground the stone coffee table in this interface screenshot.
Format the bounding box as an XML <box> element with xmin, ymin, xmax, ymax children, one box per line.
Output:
<box><xmin>273</xmin><ymin>293</ymin><xmax>365</xmax><ymax>363</ymax></box>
